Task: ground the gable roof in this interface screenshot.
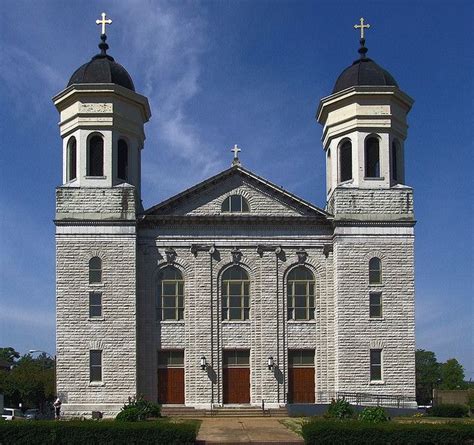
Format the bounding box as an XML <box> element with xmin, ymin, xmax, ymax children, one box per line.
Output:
<box><xmin>143</xmin><ymin>165</ymin><xmax>331</xmax><ymax>220</ymax></box>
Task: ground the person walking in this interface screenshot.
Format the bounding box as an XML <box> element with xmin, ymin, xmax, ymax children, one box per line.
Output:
<box><xmin>53</xmin><ymin>397</ymin><xmax>62</xmax><ymax>420</ymax></box>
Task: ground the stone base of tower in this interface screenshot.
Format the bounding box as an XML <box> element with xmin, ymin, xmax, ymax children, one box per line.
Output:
<box><xmin>61</xmin><ymin>403</ymin><xmax>124</xmax><ymax>419</ymax></box>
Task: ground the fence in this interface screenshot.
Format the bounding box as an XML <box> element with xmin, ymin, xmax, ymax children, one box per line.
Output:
<box><xmin>316</xmin><ymin>391</ymin><xmax>416</xmax><ymax>408</ymax></box>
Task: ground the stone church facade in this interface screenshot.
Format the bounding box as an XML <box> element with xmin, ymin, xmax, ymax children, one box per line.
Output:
<box><xmin>54</xmin><ymin>24</ymin><xmax>416</xmax><ymax>417</ymax></box>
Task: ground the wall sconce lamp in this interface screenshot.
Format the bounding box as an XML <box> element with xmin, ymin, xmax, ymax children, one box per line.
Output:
<box><xmin>267</xmin><ymin>356</ymin><xmax>274</xmax><ymax>370</ymax></box>
<box><xmin>200</xmin><ymin>356</ymin><xmax>207</xmax><ymax>370</ymax></box>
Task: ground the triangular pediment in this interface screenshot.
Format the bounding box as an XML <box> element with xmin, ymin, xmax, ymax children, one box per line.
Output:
<box><xmin>144</xmin><ymin>166</ymin><xmax>330</xmax><ymax>220</ymax></box>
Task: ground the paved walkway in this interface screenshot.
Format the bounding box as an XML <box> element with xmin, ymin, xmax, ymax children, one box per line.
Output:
<box><xmin>196</xmin><ymin>417</ymin><xmax>303</xmax><ymax>444</ymax></box>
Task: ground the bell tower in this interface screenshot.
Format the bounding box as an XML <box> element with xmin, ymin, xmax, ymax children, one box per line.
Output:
<box><xmin>53</xmin><ymin>14</ymin><xmax>151</xmax><ymax>417</ymax></box>
<box><xmin>316</xmin><ymin>20</ymin><xmax>417</xmax><ymax>406</ymax></box>
<box><xmin>317</xmin><ymin>19</ymin><xmax>413</xmax><ymax>218</ymax></box>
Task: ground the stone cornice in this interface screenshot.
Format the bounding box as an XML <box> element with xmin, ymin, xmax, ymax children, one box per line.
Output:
<box><xmin>54</xmin><ymin>219</ymin><xmax>136</xmax><ymax>227</ymax></box>
<box><xmin>138</xmin><ymin>214</ymin><xmax>332</xmax><ymax>228</ymax></box>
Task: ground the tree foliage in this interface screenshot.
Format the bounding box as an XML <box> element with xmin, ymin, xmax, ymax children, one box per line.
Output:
<box><xmin>416</xmin><ymin>349</ymin><xmax>441</xmax><ymax>405</ymax></box>
<box><xmin>0</xmin><ymin>347</ymin><xmax>20</xmax><ymax>365</ymax></box>
<box><xmin>416</xmin><ymin>350</ymin><xmax>470</xmax><ymax>405</ymax></box>
<box><xmin>439</xmin><ymin>358</ymin><xmax>468</xmax><ymax>390</ymax></box>
<box><xmin>0</xmin><ymin>348</ymin><xmax>55</xmax><ymax>410</ymax></box>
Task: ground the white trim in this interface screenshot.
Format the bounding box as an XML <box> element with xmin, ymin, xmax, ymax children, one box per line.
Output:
<box><xmin>56</xmin><ymin>225</ymin><xmax>136</xmax><ymax>234</ymax></box>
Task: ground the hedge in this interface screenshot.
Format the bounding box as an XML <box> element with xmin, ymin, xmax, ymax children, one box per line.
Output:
<box><xmin>428</xmin><ymin>404</ymin><xmax>469</xmax><ymax>418</ymax></box>
<box><xmin>301</xmin><ymin>419</ymin><xmax>474</xmax><ymax>445</ymax></box>
<box><xmin>0</xmin><ymin>420</ymin><xmax>198</xmax><ymax>445</ymax></box>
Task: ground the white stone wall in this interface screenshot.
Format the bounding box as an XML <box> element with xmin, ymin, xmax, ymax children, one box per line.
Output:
<box><xmin>56</xmin><ymin>229</ymin><xmax>137</xmax><ymax>417</ymax></box>
<box><xmin>56</xmin><ymin>187</ymin><xmax>137</xmax><ymax>220</ymax></box>
<box><xmin>328</xmin><ymin>187</ymin><xmax>414</xmax><ymax>220</ymax></box>
<box><xmin>333</xmin><ymin>230</ymin><xmax>416</xmax><ymax>401</ymax></box>
<box><xmin>136</xmin><ymin>219</ymin><xmax>335</xmax><ymax>408</ymax></box>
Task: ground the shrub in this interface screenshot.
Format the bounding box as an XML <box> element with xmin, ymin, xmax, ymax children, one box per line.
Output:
<box><xmin>115</xmin><ymin>406</ymin><xmax>141</xmax><ymax>422</ymax></box>
<box><xmin>301</xmin><ymin>419</ymin><xmax>474</xmax><ymax>445</ymax></box>
<box><xmin>428</xmin><ymin>403</ymin><xmax>469</xmax><ymax>418</ymax></box>
<box><xmin>116</xmin><ymin>395</ymin><xmax>161</xmax><ymax>421</ymax></box>
<box><xmin>0</xmin><ymin>420</ymin><xmax>199</xmax><ymax>444</ymax></box>
<box><xmin>324</xmin><ymin>398</ymin><xmax>354</xmax><ymax>419</ymax></box>
<box><xmin>358</xmin><ymin>406</ymin><xmax>389</xmax><ymax>423</ymax></box>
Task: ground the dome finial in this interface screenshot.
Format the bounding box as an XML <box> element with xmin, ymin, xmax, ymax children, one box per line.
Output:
<box><xmin>354</xmin><ymin>17</ymin><xmax>370</xmax><ymax>59</ymax></box>
<box><xmin>96</xmin><ymin>12</ymin><xmax>112</xmax><ymax>56</ymax></box>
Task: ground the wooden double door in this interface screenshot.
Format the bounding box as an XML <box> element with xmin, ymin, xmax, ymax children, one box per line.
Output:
<box><xmin>157</xmin><ymin>350</ymin><xmax>185</xmax><ymax>404</ymax></box>
<box><xmin>223</xmin><ymin>350</ymin><xmax>250</xmax><ymax>404</ymax></box>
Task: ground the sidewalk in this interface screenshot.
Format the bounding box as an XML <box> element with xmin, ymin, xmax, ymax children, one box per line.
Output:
<box><xmin>196</xmin><ymin>417</ymin><xmax>304</xmax><ymax>444</ymax></box>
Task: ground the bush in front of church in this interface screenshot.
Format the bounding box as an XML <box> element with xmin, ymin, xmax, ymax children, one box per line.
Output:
<box><xmin>0</xmin><ymin>420</ymin><xmax>199</xmax><ymax>444</ymax></box>
<box><xmin>301</xmin><ymin>419</ymin><xmax>474</xmax><ymax>445</ymax></box>
<box><xmin>358</xmin><ymin>406</ymin><xmax>389</xmax><ymax>423</ymax></box>
<box><xmin>323</xmin><ymin>398</ymin><xmax>354</xmax><ymax>419</ymax></box>
<box><xmin>115</xmin><ymin>395</ymin><xmax>161</xmax><ymax>421</ymax></box>
<box><xmin>428</xmin><ymin>403</ymin><xmax>469</xmax><ymax>418</ymax></box>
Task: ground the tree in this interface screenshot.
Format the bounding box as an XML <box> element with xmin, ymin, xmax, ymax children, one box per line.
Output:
<box><xmin>440</xmin><ymin>358</ymin><xmax>468</xmax><ymax>390</ymax></box>
<box><xmin>0</xmin><ymin>347</ymin><xmax>20</xmax><ymax>366</ymax></box>
<box><xmin>0</xmin><ymin>350</ymin><xmax>55</xmax><ymax>410</ymax></box>
<box><xmin>415</xmin><ymin>349</ymin><xmax>441</xmax><ymax>405</ymax></box>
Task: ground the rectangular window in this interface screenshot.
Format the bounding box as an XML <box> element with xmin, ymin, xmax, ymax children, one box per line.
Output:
<box><xmin>223</xmin><ymin>350</ymin><xmax>250</xmax><ymax>367</ymax></box>
<box><xmin>89</xmin><ymin>292</ymin><xmax>102</xmax><ymax>317</ymax></box>
<box><xmin>157</xmin><ymin>350</ymin><xmax>184</xmax><ymax>368</ymax></box>
<box><xmin>90</xmin><ymin>350</ymin><xmax>102</xmax><ymax>382</ymax></box>
<box><xmin>370</xmin><ymin>349</ymin><xmax>382</xmax><ymax>381</ymax></box>
<box><xmin>369</xmin><ymin>292</ymin><xmax>382</xmax><ymax>318</ymax></box>
<box><xmin>288</xmin><ymin>349</ymin><xmax>315</xmax><ymax>367</ymax></box>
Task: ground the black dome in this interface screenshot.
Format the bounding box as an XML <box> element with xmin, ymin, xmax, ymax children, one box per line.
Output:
<box><xmin>67</xmin><ymin>37</ymin><xmax>135</xmax><ymax>91</ymax></box>
<box><xmin>333</xmin><ymin>57</ymin><xmax>398</xmax><ymax>94</ymax></box>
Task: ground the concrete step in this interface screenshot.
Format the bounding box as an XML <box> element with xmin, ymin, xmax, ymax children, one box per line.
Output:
<box><xmin>162</xmin><ymin>406</ymin><xmax>289</xmax><ymax>418</ymax></box>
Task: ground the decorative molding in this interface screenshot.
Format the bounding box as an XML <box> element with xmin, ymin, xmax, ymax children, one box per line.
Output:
<box><xmin>190</xmin><ymin>244</ymin><xmax>215</xmax><ymax>257</ymax></box>
<box><xmin>89</xmin><ymin>340</ymin><xmax>104</xmax><ymax>350</ymax></box>
<box><xmin>323</xmin><ymin>244</ymin><xmax>333</xmax><ymax>258</ymax></box>
<box><xmin>369</xmin><ymin>340</ymin><xmax>384</xmax><ymax>349</ymax></box>
<box><xmin>164</xmin><ymin>247</ymin><xmax>177</xmax><ymax>263</ymax></box>
<box><xmin>231</xmin><ymin>247</ymin><xmax>242</xmax><ymax>263</ymax></box>
<box><xmin>257</xmin><ymin>244</ymin><xmax>283</xmax><ymax>257</ymax></box>
<box><xmin>79</xmin><ymin>103</ymin><xmax>112</xmax><ymax>114</ymax></box>
<box><xmin>296</xmin><ymin>248</ymin><xmax>308</xmax><ymax>264</ymax></box>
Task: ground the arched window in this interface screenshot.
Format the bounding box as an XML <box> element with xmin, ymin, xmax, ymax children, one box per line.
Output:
<box><xmin>287</xmin><ymin>266</ymin><xmax>315</xmax><ymax>320</ymax></box>
<box><xmin>117</xmin><ymin>139</ymin><xmax>128</xmax><ymax>181</ymax></box>
<box><xmin>88</xmin><ymin>135</ymin><xmax>104</xmax><ymax>176</ymax></box>
<box><xmin>369</xmin><ymin>257</ymin><xmax>382</xmax><ymax>284</ymax></box>
<box><xmin>339</xmin><ymin>140</ymin><xmax>352</xmax><ymax>182</ymax></box>
<box><xmin>67</xmin><ymin>137</ymin><xmax>77</xmax><ymax>181</ymax></box>
<box><xmin>391</xmin><ymin>140</ymin><xmax>401</xmax><ymax>183</ymax></box>
<box><xmin>221</xmin><ymin>195</ymin><xmax>250</xmax><ymax>213</ymax></box>
<box><xmin>89</xmin><ymin>257</ymin><xmax>102</xmax><ymax>284</ymax></box>
<box><xmin>157</xmin><ymin>266</ymin><xmax>184</xmax><ymax>320</ymax></box>
<box><xmin>365</xmin><ymin>137</ymin><xmax>380</xmax><ymax>178</ymax></box>
<box><xmin>222</xmin><ymin>266</ymin><xmax>250</xmax><ymax>320</ymax></box>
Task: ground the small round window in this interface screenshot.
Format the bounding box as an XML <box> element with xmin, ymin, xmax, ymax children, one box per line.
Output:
<box><xmin>221</xmin><ymin>195</ymin><xmax>249</xmax><ymax>213</ymax></box>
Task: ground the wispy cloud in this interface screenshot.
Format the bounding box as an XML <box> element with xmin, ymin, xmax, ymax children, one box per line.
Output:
<box><xmin>116</xmin><ymin>1</ymin><xmax>223</xmax><ymax>203</ymax></box>
<box><xmin>0</xmin><ymin>43</ymin><xmax>63</xmax><ymax>115</ymax></box>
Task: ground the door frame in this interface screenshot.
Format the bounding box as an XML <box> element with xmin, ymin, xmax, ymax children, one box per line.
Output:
<box><xmin>157</xmin><ymin>349</ymin><xmax>185</xmax><ymax>405</ymax></box>
<box><xmin>222</xmin><ymin>349</ymin><xmax>251</xmax><ymax>404</ymax></box>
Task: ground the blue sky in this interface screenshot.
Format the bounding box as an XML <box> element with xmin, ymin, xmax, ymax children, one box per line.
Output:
<box><xmin>1</xmin><ymin>1</ymin><xmax>472</xmax><ymax>378</ymax></box>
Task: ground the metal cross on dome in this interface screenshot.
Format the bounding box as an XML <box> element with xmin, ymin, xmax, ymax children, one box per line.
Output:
<box><xmin>96</xmin><ymin>12</ymin><xmax>112</xmax><ymax>36</ymax></box>
<box><xmin>354</xmin><ymin>17</ymin><xmax>370</xmax><ymax>39</ymax></box>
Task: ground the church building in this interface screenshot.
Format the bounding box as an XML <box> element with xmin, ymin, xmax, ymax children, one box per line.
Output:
<box><xmin>54</xmin><ymin>15</ymin><xmax>416</xmax><ymax>417</ymax></box>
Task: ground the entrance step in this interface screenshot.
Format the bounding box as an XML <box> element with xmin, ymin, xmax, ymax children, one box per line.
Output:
<box><xmin>161</xmin><ymin>406</ymin><xmax>289</xmax><ymax>418</ymax></box>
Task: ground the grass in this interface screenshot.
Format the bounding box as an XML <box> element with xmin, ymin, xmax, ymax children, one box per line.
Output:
<box><xmin>279</xmin><ymin>417</ymin><xmax>308</xmax><ymax>436</ymax></box>
<box><xmin>394</xmin><ymin>416</ymin><xmax>474</xmax><ymax>424</ymax></box>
